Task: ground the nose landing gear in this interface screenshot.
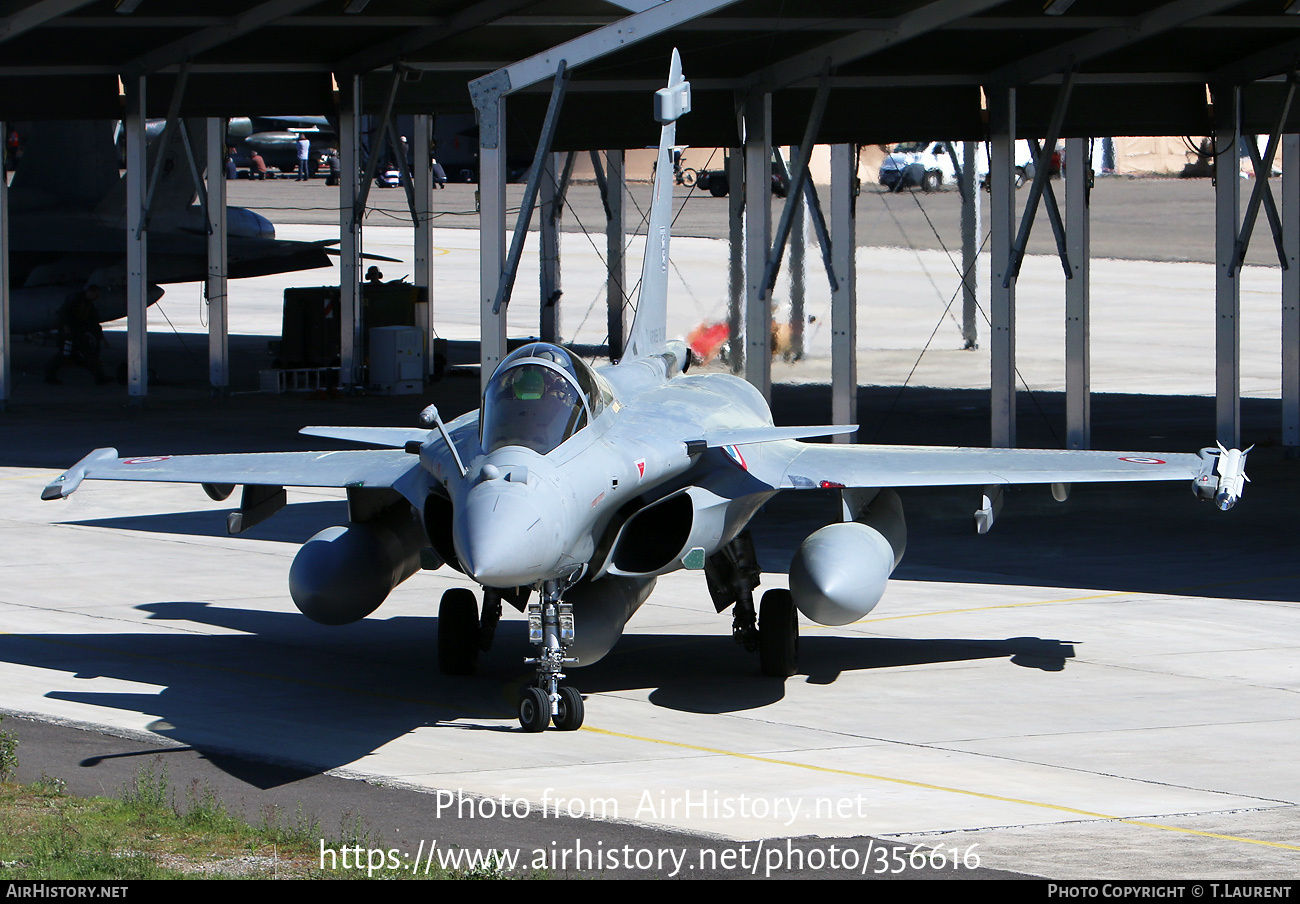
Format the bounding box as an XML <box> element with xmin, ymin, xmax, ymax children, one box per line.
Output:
<box><xmin>519</xmin><ymin>577</ymin><xmax>584</xmax><ymax>731</ymax></box>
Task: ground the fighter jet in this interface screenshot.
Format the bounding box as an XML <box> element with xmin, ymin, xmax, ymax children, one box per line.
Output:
<box><xmin>43</xmin><ymin>52</ymin><xmax>1250</xmax><ymax>733</ymax></box>
<box><xmin>9</xmin><ymin>119</ymin><xmax>334</xmax><ymax>334</ymax></box>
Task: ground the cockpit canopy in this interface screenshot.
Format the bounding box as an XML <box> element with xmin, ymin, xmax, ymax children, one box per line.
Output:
<box><xmin>481</xmin><ymin>343</ymin><xmax>610</xmax><ymax>455</ymax></box>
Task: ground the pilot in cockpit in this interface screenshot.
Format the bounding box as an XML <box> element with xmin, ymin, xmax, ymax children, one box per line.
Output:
<box><xmin>486</xmin><ymin>361</ymin><xmax>587</xmax><ymax>455</ymax></box>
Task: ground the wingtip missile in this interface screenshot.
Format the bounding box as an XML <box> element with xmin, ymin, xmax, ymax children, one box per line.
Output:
<box><xmin>1195</xmin><ymin>445</ymin><xmax>1250</xmax><ymax>510</ymax></box>
<box><xmin>1214</xmin><ymin>445</ymin><xmax>1250</xmax><ymax>511</ymax></box>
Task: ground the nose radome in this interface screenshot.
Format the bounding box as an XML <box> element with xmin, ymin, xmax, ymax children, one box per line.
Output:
<box><xmin>454</xmin><ymin>488</ymin><xmax>564</xmax><ymax>587</ymax></box>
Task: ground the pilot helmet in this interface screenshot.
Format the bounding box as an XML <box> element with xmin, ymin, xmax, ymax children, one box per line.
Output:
<box><xmin>511</xmin><ymin>368</ymin><xmax>545</xmax><ymax>400</ymax></box>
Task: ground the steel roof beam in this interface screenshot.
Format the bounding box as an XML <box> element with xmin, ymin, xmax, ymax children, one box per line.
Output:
<box><xmin>0</xmin><ymin>0</ymin><xmax>95</xmax><ymax>46</ymax></box>
<box><xmin>744</xmin><ymin>0</ymin><xmax>1004</xmax><ymax>94</ymax></box>
<box><xmin>39</xmin><ymin>12</ymin><xmax>1300</xmax><ymax>33</ymax></box>
<box><xmin>1211</xmin><ymin>33</ymin><xmax>1300</xmax><ymax>85</ymax></box>
<box><xmin>0</xmin><ymin>66</ymin><xmax>1227</xmax><ymax>87</ymax></box>
<box><xmin>337</xmin><ymin>0</ymin><xmax>535</xmax><ymax>75</ymax></box>
<box><xmin>45</xmin><ymin>15</ymin><xmax>227</xmax><ymax>28</ymax></box>
<box><xmin>987</xmin><ymin>0</ymin><xmax>1241</xmax><ymax>88</ymax></box>
<box><xmin>471</xmin><ymin>0</ymin><xmax>739</xmax><ymax>99</ymax></box>
<box><xmin>127</xmin><ymin>0</ymin><xmax>321</xmax><ymax>76</ymax></box>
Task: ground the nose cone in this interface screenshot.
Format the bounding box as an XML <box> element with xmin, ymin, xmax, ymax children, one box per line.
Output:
<box><xmin>454</xmin><ymin>486</ymin><xmax>565</xmax><ymax>587</ymax></box>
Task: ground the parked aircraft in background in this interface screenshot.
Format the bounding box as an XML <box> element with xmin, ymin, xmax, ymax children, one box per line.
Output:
<box><xmin>43</xmin><ymin>54</ymin><xmax>1249</xmax><ymax>734</ymax></box>
<box><xmin>228</xmin><ymin>115</ymin><xmax>337</xmax><ymax>177</ymax></box>
<box><xmin>10</xmin><ymin>119</ymin><xmax>333</xmax><ymax>334</ymax></box>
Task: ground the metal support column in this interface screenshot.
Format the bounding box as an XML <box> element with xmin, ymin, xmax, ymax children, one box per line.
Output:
<box><xmin>125</xmin><ymin>76</ymin><xmax>149</xmax><ymax>403</ymax></box>
<box><xmin>1284</xmin><ymin>134</ymin><xmax>1299</xmax><ymax>457</ymax></box>
<box><xmin>0</xmin><ymin>119</ymin><xmax>8</xmax><ymax>410</ymax></box>
<box><xmin>788</xmin><ymin>144</ymin><xmax>805</xmax><ymax>362</ymax></box>
<box><xmin>727</xmin><ymin>147</ymin><xmax>744</xmax><ymax>374</ymax></box>
<box><xmin>339</xmin><ymin>74</ymin><xmax>363</xmax><ymax>389</ymax></box>
<box><xmin>1214</xmin><ymin>84</ymin><xmax>1242</xmax><ymax>448</ymax></box>
<box><xmin>413</xmin><ymin>113</ymin><xmax>435</xmax><ymax>377</ymax></box>
<box><xmin>540</xmin><ymin>152</ymin><xmax>561</xmax><ymax>343</ymax></box>
<box><xmin>959</xmin><ymin>140</ymin><xmax>980</xmax><ymax>349</ymax></box>
<box><xmin>478</xmin><ymin>93</ymin><xmax>508</xmax><ymax>395</ymax></box>
<box><xmin>605</xmin><ymin>149</ymin><xmax>626</xmax><ymax>361</ymax></box>
<box><xmin>743</xmin><ymin>92</ymin><xmax>772</xmax><ymax>398</ymax></box>
<box><xmin>1065</xmin><ymin>137</ymin><xmax>1091</xmax><ymax>449</ymax></box>
<box><xmin>830</xmin><ymin>144</ymin><xmax>857</xmax><ymax>443</ymax></box>
<box><xmin>989</xmin><ymin>87</ymin><xmax>1017</xmax><ymax>448</ymax></box>
<box><xmin>206</xmin><ymin>118</ymin><xmax>228</xmax><ymax>394</ymax></box>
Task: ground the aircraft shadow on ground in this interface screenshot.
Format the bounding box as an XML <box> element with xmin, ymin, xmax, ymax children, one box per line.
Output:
<box><xmin>0</xmin><ymin>599</ymin><xmax>1075</xmax><ymax>783</ymax></box>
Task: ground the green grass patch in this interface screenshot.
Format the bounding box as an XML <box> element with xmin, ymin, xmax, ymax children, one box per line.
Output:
<box><xmin>0</xmin><ymin>752</ymin><xmax>477</xmax><ymax>879</ymax></box>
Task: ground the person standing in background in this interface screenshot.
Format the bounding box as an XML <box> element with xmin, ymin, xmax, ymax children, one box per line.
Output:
<box><xmin>430</xmin><ymin>138</ymin><xmax>447</xmax><ymax>189</ymax></box>
<box><xmin>296</xmin><ymin>133</ymin><xmax>310</xmax><ymax>181</ymax></box>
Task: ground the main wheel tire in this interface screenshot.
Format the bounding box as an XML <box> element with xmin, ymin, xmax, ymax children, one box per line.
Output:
<box><xmin>554</xmin><ymin>686</ymin><xmax>584</xmax><ymax>731</ymax></box>
<box><xmin>709</xmin><ymin>175</ymin><xmax>729</xmax><ymax>197</ymax></box>
<box><xmin>921</xmin><ymin>169</ymin><xmax>942</xmax><ymax>193</ymax></box>
<box><xmin>759</xmin><ymin>588</ymin><xmax>799</xmax><ymax>677</ymax></box>
<box><xmin>438</xmin><ymin>588</ymin><xmax>479</xmax><ymax>676</ymax></box>
<box><xmin>518</xmin><ymin>686</ymin><xmax>550</xmax><ymax>732</ymax></box>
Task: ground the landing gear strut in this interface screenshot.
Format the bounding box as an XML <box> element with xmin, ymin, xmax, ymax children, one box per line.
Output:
<box><xmin>519</xmin><ymin>577</ymin><xmax>584</xmax><ymax>731</ymax></box>
<box><xmin>705</xmin><ymin>531</ymin><xmax>762</xmax><ymax>652</ymax></box>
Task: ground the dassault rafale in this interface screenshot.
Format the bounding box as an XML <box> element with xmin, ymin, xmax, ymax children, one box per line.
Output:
<box><xmin>44</xmin><ymin>52</ymin><xmax>1249</xmax><ymax>732</ymax></box>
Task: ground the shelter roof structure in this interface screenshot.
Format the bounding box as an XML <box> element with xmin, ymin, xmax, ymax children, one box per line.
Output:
<box><xmin>3</xmin><ymin>0</ymin><xmax>1300</xmax><ymax>146</ymax></box>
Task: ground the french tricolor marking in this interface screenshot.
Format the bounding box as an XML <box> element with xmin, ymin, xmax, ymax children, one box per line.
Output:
<box><xmin>1117</xmin><ymin>456</ymin><xmax>1165</xmax><ymax>465</ymax></box>
<box><xmin>122</xmin><ymin>456</ymin><xmax>171</xmax><ymax>465</ymax></box>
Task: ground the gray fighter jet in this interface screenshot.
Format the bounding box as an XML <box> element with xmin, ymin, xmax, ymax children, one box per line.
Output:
<box><xmin>43</xmin><ymin>52</ymin><xmax>1250</xmax><ymax>733</ymax></box>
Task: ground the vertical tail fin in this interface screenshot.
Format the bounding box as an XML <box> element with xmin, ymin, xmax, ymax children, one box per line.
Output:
<box><xmin>10</xmin><ymin>122</ymin><xmax>121</xmax><ymax>212</ymax></box>
<box><xmin>623</xmin><ymin>49</ymin><xmax>690</xmax><ymax>361</ymax></box>
<box><xmin>93</xmin><ymin>118</ymin><xmax>207</xmax><ymax>226</ymax></box>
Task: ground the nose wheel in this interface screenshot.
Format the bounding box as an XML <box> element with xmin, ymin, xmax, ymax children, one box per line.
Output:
<box><xmin>517</xmin><ymin>685</ymin><xmax>583</xmax><ymax>732</ymax></box>
<box><xmin>518</xmin><ymin>687</ymin><xmax>550</xmax><ymax>732</ymax></box>
<box><xmin>554</xmin><ymin>686</ymin><xmax>584</xmax><ymax>730</ymax></box>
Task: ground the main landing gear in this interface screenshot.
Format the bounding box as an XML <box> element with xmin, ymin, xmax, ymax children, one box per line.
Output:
<box><xmin>705</xmin><ymin>531</ymin><xmax>800</xmax><ymax>678</ymax></box>
<box><xmin>437</xmin><ymin>587</ymin><xmax>503</xmax><ymax>676</ymax></box>
<box><xmin>518</xmin><ymin>577</ymin><xmax>584</xmax><ymax>731</ymax></box>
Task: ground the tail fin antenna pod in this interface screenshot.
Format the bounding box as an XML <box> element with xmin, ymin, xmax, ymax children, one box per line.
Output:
<box><xmin>625</xmin><ymin>49</ymin><xmax>690</xmax><ymax>361</ymax></box>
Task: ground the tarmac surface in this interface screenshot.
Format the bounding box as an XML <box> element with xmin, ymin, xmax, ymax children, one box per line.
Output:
<box><xmin>1</xmin><ymin>176</ymin><xmax>1298</xmax><ymax>879</ymax></box>
<box><xmin>228</xmin><ymin>171</ymin><xmax>1290</xmax><ymax>266</ymax></box>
